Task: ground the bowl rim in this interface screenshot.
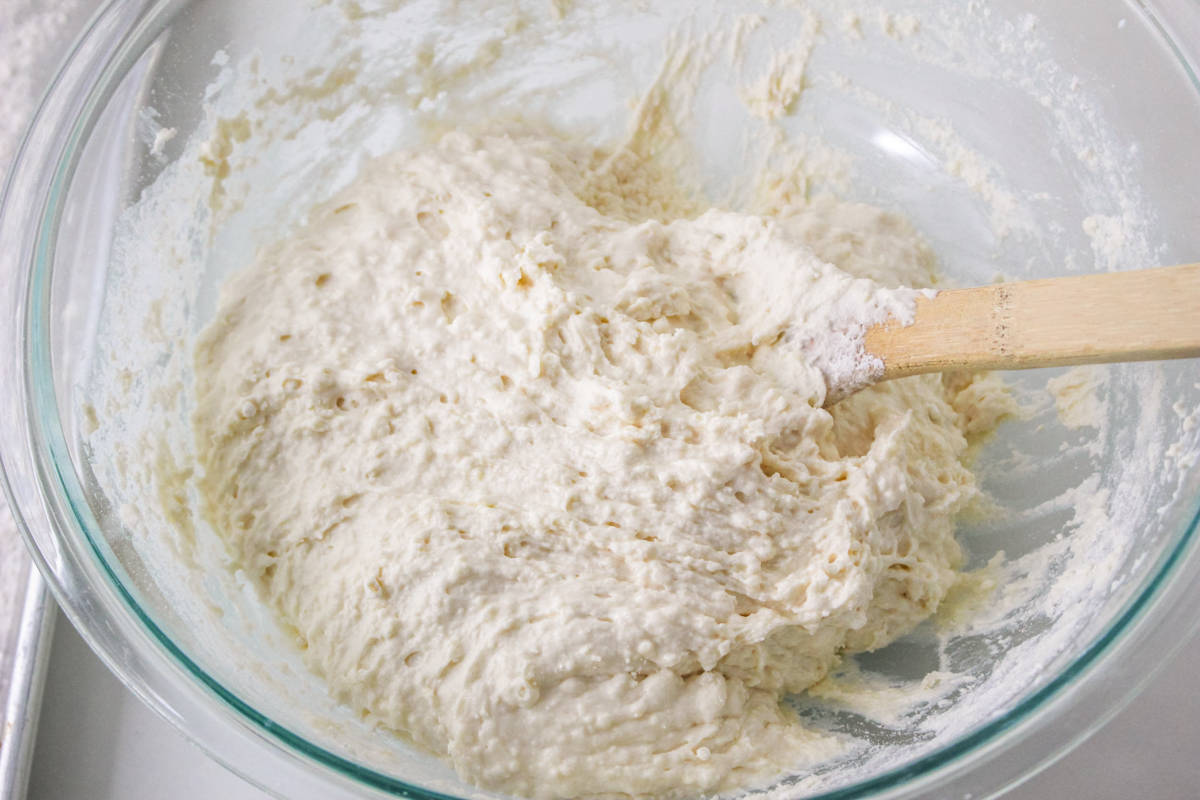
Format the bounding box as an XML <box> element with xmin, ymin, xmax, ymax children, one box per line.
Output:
<box><xmin>4</xmin><ymin>1</ymin><xmax>1200</xmax><ymax>798</ymax></box>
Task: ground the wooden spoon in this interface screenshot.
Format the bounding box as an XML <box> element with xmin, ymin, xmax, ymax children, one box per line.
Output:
<box><xmin>830</xmin><ymin>263</ymin><xmax>1200</xmax><ymax>403</ymax></box>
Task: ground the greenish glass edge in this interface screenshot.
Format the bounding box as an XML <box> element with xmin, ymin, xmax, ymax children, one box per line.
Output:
<box><xmin>22</xmin><ymin>1</ymin><xmax>1200</xmax><ymax>798</ymax></box>
<box><xmin>1139</xmin><ymin>0</ymin><xmax>1200</xmax><ymax>92</ymax></box>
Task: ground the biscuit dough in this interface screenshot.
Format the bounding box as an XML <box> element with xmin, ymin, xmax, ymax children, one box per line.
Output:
<box><xmin>194</xmin><ymin>132</ymin><xmax>997</xmax><ymax>798</ymax></box>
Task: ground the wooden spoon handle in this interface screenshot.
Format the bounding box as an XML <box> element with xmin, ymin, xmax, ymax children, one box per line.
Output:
<box><xmin>864</xmin><ymin>263</ymin><xmax>1200</xmax><ymax>380</ymax></box>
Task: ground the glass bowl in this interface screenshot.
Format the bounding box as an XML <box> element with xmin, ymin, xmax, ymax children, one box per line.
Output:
<box><xmin>3</xmin><ymin>1</ymin><xmax>1200</xmax><ymax>798</ymax></box>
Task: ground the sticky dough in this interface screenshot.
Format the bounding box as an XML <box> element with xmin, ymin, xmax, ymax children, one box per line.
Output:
<box><xmin>194</xmin><ymin>131</ymin><xmax>1003</xmax><ymax>798</ymax></box>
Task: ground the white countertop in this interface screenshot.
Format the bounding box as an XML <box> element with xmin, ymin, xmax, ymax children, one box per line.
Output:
<box><xmin>27</xmin><ymin>615</ymin><xmax>1200</xmax><ymax>799</ymax></box>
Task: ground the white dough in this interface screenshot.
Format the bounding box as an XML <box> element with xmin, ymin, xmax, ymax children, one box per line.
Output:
<box><xmin>194</xmin><ymin>132</ymin><xmax>1001</xmax><ymax>798</ymax></box>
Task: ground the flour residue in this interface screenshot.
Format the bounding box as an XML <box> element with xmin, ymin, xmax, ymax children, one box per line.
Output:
<box><xmin>740</xmin><ymin>10</ymin><xmax>820</xmax><ymax>120</ymax></box>
<box><xmin>1048</xmin><ymin>365</ymin><xmax>1108</xmax><ymax>431</ymax></box>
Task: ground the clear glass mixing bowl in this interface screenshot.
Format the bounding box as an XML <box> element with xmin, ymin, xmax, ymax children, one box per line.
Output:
<box><xmin>3</xmin><ymin>1</ymin><xmax>1200</xmax><ymax>798</ymax></box>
